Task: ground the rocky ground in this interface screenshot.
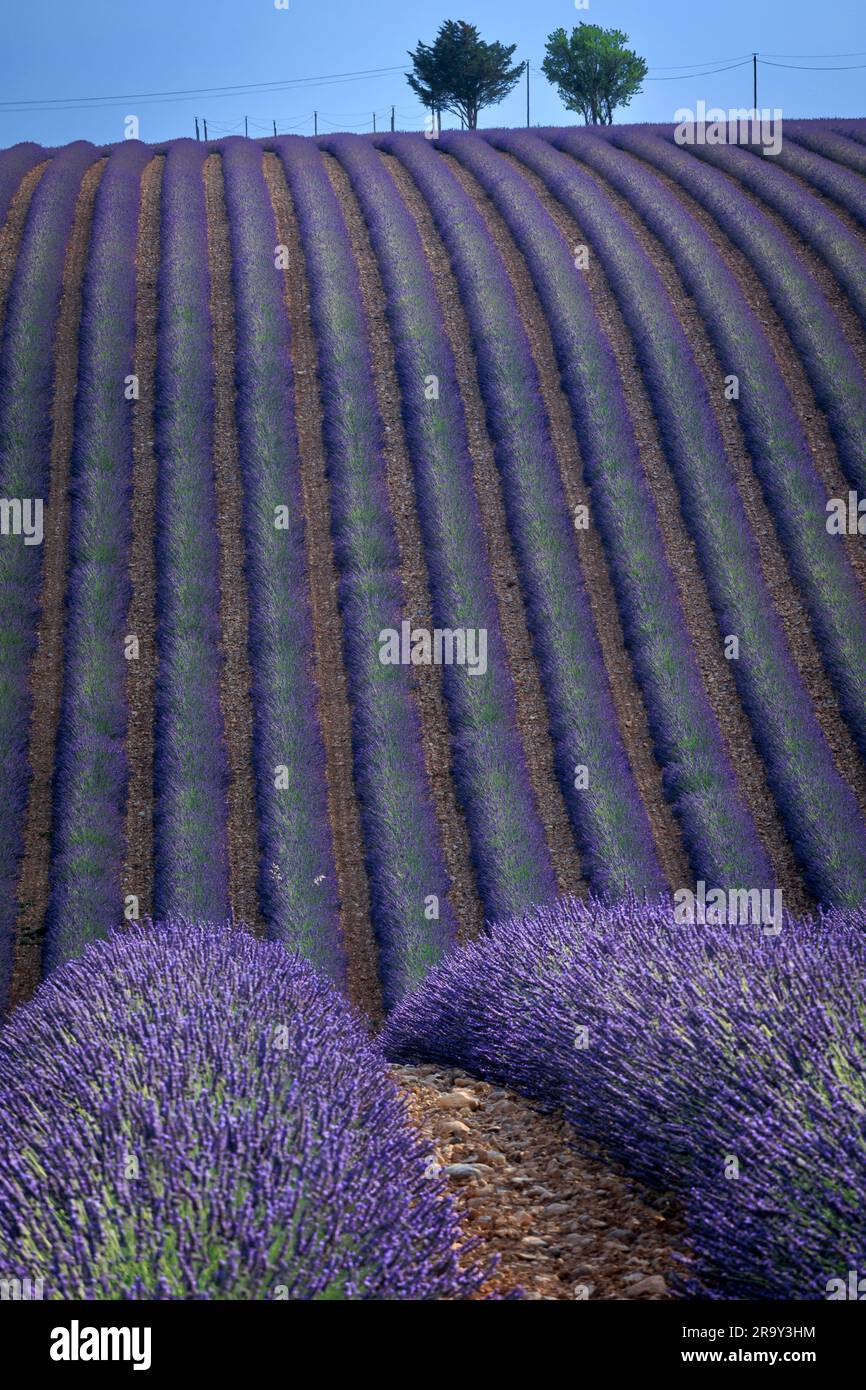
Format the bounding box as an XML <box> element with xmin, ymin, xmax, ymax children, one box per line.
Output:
<box><xmin>396</xmin><ymin>1063</ymin><xmax>686</xmax><ymax>1300</ymax></box>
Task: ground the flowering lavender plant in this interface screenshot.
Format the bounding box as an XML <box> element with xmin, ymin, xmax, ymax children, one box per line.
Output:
<box><xmin>382</xmin><ymin>132</ymin><xmax>665</xmax><ymax>901</ymax></box>
<box><xmin>218</xmin><ymin>138</ymin><xmax>343</xmax><ymax>978</ymax></box>
<box><xmin>324</xmin><ymin>133</ymin><xmax>556</xmax><ymax>921</ymax></box>
<box><xmin>384</xmin><ymin>895</ymin><xmax>866</xmax><ymax>1299</ymax></box>
<box><xmin>44</xmin><ymin>140</ymin><xmax>152</xmax><ymax>972</ymax></box>
<box><xmin>0</xmin><ymin>141</ymin><xmax>100</xmax><ymax>1009</ymax></box>
<box><xmin>0</xmin><ymin>919</ymin><xmax>485</xmax><ymax>1300</ymax></box>
<box><xmin>152</xmin><ymin>141</ymin><xmax>231</xmax><ymax>922</ymax></box>
<box><xmin>274</xmin><ymin>136</ymin><xmax>456</xmax><ymax>1007</ymax></box>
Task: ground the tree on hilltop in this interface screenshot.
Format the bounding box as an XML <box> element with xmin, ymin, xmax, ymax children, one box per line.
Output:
<box><xmin>542</xmin><ymin>24</ymin><xmax>647</xmax><ymax>125</ymax></box>
<box><xmin>407</xmin><ymin>20</ymin><xmax>525</xmax><ymax>130</ymax></box>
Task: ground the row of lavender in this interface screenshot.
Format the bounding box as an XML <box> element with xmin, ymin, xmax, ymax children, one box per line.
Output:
<box><xmin>272</xmin><ymin>138</ymin><xmax>459</xmax><ymax>1008</ymax></box>
<box><xmin>384</xmin><ymin>896</ymin><xmax>866</xmax><ymax>1299</ymax></box>
<box><xmin>219</xmin><ymin>138</ymin><xmax>344</xmax><ymax>978</ymax></box>
<box><xmin>439</xmin><ymin>131</ymin><xmax>770</xmax><ymax>891</ymax></box>
<box><xmin>0</xmin><ymin>142</ymin><xmax>101</xmax><ymax>1009</ymax></box>
<box><xmin>380</xmin><ymin>133</ymin><xmax>666</xmax><ymax>901</ymax></box>
<box><xmin>0</xmin><ymin>920</ymin><xmax>484</xmax><ymax>1298</ymax></box>
<box><xmin>44</xmin><ymin>143</ymin><xmax>149</xmax><ymax>969</ymax></box>
<box><xmin>546</xmin><ymin>129</ymin><xmax>866</xmax><ymax>773</ymax></box>
<box><xmin>322</xmin><ymin>134</ymin><xmax>558</xmax><ymax>923</ymax></box>
<box><xmin>476</xmin><ymin>127</ymin><xmax>866</xmax><ymax>906</ymax></box>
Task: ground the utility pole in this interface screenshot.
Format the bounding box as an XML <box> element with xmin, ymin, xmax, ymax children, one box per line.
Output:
<box><xmin>195</xmin><ymin>116</ymin><xmax>200</xmax><ymax>141</ymax></box>
<box><xmin>373</xmin><ymin>111</ymin><xmax>377</xmax><ymax>132</ymax></box>
<box><xmin>314</xmin><ymin>110</ymin><xmax>318</xmax><ymax>136</ymax></box>
<box><xmin>753</xmin><ymin>53</ymin><xmax>758</xmax><ymax>110</ymax></box>
<box><xmin>203</xmin><ymin>118</ymin><xmax>208</xmax><ymax>142</ymax></box>
<box><xmin>391</xmin><ymin>105</ymin><xmax>395</xmax><ymax>132</ymax></box>
<box><xmin>244</xmin><ymin>114</ymin><xmax>248</xmax><ymax>138</ymax></box>
<box><xmin>526</xmin><ymin>59</ymin><xmax>530</xmax><ymax>127</ymax></box>
<box><xmin>273</xmin><ymin>119</ymin><xmax>277</xmax><ymax>137</ymax></box>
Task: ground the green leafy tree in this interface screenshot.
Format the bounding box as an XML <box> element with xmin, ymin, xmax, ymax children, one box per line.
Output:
<box><xmin>407</xmin><ymin>20</ymin><xmax>525</xmax><ymax>130</ymax></box>
<box><xmin>542</xmin><ymin>24</ymin><xmax>647</xmax><ymax>125</ymax></box>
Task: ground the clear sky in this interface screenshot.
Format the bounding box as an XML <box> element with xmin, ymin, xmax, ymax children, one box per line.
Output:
<box><xmin>1</xmin><ymin>0</ymin><xmax>864</xmax><ymax>149</ymax></box>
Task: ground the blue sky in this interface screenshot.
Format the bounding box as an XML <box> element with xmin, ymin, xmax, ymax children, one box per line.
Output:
<box><xmin>1</xmin><ymin>0</ymin><xmax>864</xmax><ymax>148</ymax></box>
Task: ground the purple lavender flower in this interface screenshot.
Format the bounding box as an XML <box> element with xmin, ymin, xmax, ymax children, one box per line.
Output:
<box><xmin>0</xmin><ymin>141</ymin><xmax>101</xmax><ymax>1010</ymax></box>
<box><xmin>380</xmin><ymin>132</ymin><xmax>665</xmax><ymax>902</ymax></box>
<box><xmin>518</xmin><ymin>126</ymin><xmax>866</xmax><ymax>907</ymax></box>
<box><xmin>0</xmin><ymin>142</ymin><xmax>44</xmax><ymax>227</ymax></box>
<box><xmin>44</xmin><ymin>140</ymin><xmax>153</xmax><ymax>973</ymax></box>
<box><xmin>384</xmin><ymin>894</ymin><xmax>866</xmax><ymax>1299</ymax></box>
<box><xmin>218</xmin><ymin>137</ymin><xmax>344</xmax><ymax>980</ymax></box>
<box><xmin>0</xmin><ymin>919</ymin><xmax>485</xmax><ymax>1299</ymax></box>
<box><xmin>273</xmin><ymin>136</ymin><xmax>456</xmax><ymax>1007</ymax></box>
<box><xmin>322</xmin><ymin>133</ymin><xmax>557</xmax><ymax>921</ymax></box>
<box><xmin>152</xmin><ymin>140</ymin><xmax>230</xmax><ymax>923</ymax></box>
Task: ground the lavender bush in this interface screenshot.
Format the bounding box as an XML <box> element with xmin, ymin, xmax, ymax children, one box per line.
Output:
<box><xmin>324</xmin><ymin>134</ymin><xmax>557</xmax><ymax>920</ymax></box>
<box><xmin>219</xmin><ymin>138</ymin><xmax>344</xmax><ymax>979</ymax></box>
<box><xmin>612</xmin><ymin>129</ymin><xmax>866</xmax><ymax>498</ymax></box>
<box><xmin>0</xmin><ymin>142</ymin><xmax>44</xmax><ymax>227</ymax></box>
<box><xmin>384</xmin><ymin>896</ymin><xmax>866</xmax><ymax>1299</ymax></box>
<box><xmin>547</xmin><ymin>129</ymin><xmax>866</xmax><ymax>766</ymax></box>
<box><xmin>274</xmin><ymin>136</ymin><xmax>456</xmax><ymax>1008</ymax></box>
<box><xmin>0</xmin><ymin>141</ymin><xmax>100</xmax><ymax>1010</ymax></box>
<box><xmin>685</xmin><ymin>139</ymin><xmax>866</xmax><ymax>332</ymax></box>
<box><xmin>506</xmin><ymin>128</ymin><xmax>866</xmax><ymax>907</ymax></box>
<box><xmin>381</xmin><ymin>132</ymin><xmax>665</xmax><ymax>902</ymax></box>
<box><xmin>0</xmin><ymin>919</ymin><xmax>484</xmax><ymax>1299</ymax></box>
<box><xmin>461</xmin><ymin>130</ymin><xmax>770</xmax><ymax>892</ymax></box>
<box><xmin>774</xmin><ymin>129</ymin><xmax>866</xmax><ymax>233</ymax></box>
<box><xmin>153</xmin><ymin>140</ymin><xmax>230</xmax><ymax>922</ymax></box>
<box><xmin>790</xmin><ymin>124</ymin><xmax>866</xmax><ymax>178</ymax></box>
<box><xmin>43</xmin><ymin>142</ymin><xmax>152</xmax><ymax>972</ymax></box>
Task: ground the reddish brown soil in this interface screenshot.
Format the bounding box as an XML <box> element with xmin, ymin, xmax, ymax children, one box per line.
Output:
<box><xmin>10</xmin><ymin>159</ymin><xmax>105</xmax><ymax>1009</ymax></box>
<box><xmin>325</xmin><ymin>153</ymin><xmax>485</xmax><ymax>945</ymax></box>
<box><xmin>123</xmin><ymin>156</ymin><xmax>162</xmax><ymax>923</ymax></box>
<box><xmin>202</xmin><ymin>154</ymin><xmax>265</xmax><ymax>934</ymax></box>
<box><xmin>263</xmin><ymin>153</ymin><xmax>383</xmax><ymax>1020</ymax></box>
<box><xmin>383</xmin><ymin>153</ymin><xmax>586</xmax><ymax>901</ymax></box>
<box><xmin>398</xmin><ymin>1064</ymin><xmax>686</xmax><ymax>1300</ymax></box>
<box><xmin>442</xmin><ymin>154</ymin><xmax>692</xmax><ymax>895</ymax></box>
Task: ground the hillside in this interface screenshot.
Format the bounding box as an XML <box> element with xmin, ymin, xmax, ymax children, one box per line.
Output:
<box><xmin>2</xmin><ymin>119</ymin><xmax>866</xmax><ymax>1026</ymax></box>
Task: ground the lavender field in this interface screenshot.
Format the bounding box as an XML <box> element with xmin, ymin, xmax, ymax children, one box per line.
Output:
<box><xmin>1</xmin><ymin>118</ymin><xmax>865</xmax><ymax>1301</ymax></box>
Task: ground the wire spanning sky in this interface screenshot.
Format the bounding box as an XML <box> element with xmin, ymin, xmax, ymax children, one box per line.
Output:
<box><xmin>1</xmin><ymin>0</ymin><xmax>864</xmax><ymax>148</ymax></box>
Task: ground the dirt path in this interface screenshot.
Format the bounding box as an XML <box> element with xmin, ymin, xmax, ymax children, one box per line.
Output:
<box><xmin>398</xmin><ymin>1064</ymin><xmax>684</xmax><ymax>1300</ymax></box>
<box><xmin>9</xmin><ymin>159</ymin><xmax>105</xmax><ymax>1009</ymax></box>
<box><xmin>0</xmin><ymin>161</ymin><xmax>48</xmax><ymax>341</ymax></box>
<box><xmin>382</xmin><ymin>154</ymin><xmax>585</xmax><ymax>901</ymax></box>
<box><xmin>264</xmin><ymin>153</ymin><xmax>383</xmax><ymax>1020</ymax></box>
<box><xmin>325</xmin><ymin>153</ymin><xmax>484</xmax><ymax>946</ymax></box>
<box><xmin>442</xmin><ymin>154</ymin><xmax>691</xmax><ymax>896</ymax></box>
<box><xmin>202</xmin><ymin>155</ymin><xmax>265</xmax><ymax>935</ymax></box>
<box><xmin>123</xmin><ymin>156</ymin><xmax>162</xmax><ymax>923</ymax></box>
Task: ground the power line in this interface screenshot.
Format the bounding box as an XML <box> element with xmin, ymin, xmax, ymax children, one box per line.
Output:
<box><xmin>0</xmin><ymin>63</ymin><xmax>408</xmax><ymax>108</ymax></box>
<box><xmin>645</xmin><ymin>61</ymin><xmax>752</xmax><ymax>82</ymax></box>
<box><xmin>760</xmin><ymin>59</ymin><xmax>866</xmax><ymax>71</ymax></box>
